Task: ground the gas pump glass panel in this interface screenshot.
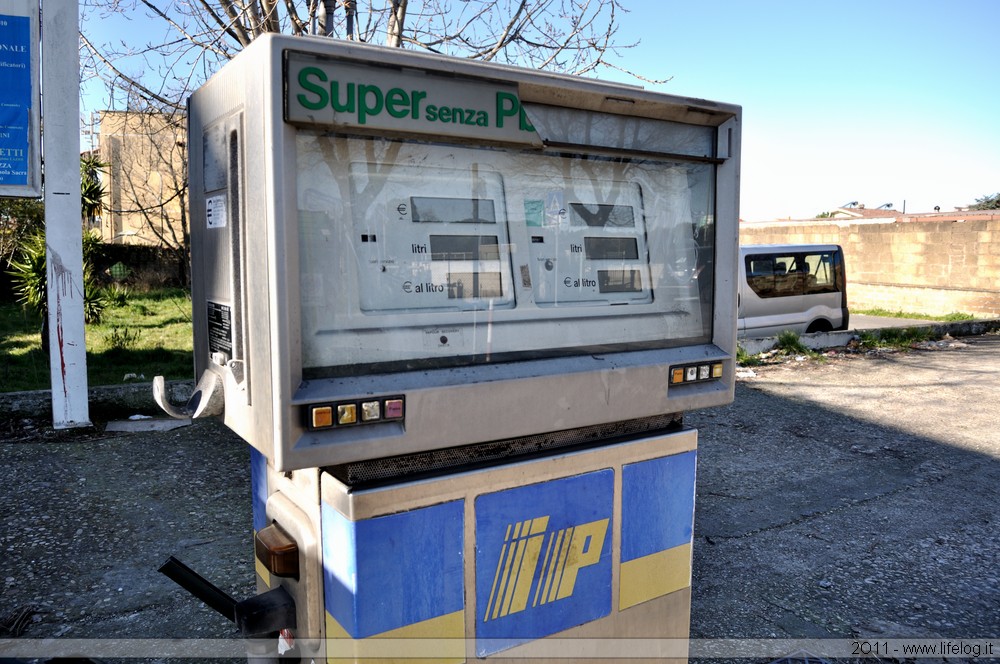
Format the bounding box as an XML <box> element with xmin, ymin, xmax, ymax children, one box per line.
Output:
<box><xmin>296</xmin><ymin>132</ymin><xmax>715</xmax><ymax>378</ymax></box>
<box><xmin>347</xmin><ymin>163</ymin><xmax>515</xmax><ymax>313</ymax></box>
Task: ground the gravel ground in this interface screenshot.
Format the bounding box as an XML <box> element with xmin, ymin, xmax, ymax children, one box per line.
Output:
<box><xmin>1</xmin><ymin>335</ymin><xmax>998</xmax><ymax>662</ymax></box>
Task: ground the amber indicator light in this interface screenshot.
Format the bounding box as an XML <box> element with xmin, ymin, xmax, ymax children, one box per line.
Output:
<box><xmin>254</xmin><ymin>523</ymin><xmax>299</xmax><ymax>579</ymax></box>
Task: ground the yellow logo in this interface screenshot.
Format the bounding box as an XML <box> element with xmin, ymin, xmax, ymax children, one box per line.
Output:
<box><xmin>483</xmin><ymin>516</ymin><xmax>609</xmax><ymax>622</ymax></box>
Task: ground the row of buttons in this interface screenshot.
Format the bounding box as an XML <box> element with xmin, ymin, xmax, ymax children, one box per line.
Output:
<box><xmin>308</xmin><ymin>396</ymin><xmax>405</xmax><ymax>430</ymax></box>
<box><xmin>669</xmin><ymin>362</ymin><xmax>724</xmax><ymax>385</ymax></box>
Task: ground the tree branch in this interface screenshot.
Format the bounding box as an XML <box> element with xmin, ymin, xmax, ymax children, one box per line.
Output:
<box><xmin>80</xmin><ymin>32</ymin><xmax>185</xmax><ymax>111</ymax></box>
<box><xmin>215</xmin><ymin>0</ymin><xmax>253</xmax><ymax>46</ymax></box>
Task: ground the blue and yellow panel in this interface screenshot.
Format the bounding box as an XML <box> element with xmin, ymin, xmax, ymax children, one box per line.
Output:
<box><xmin>619</xmin><ymin>450</ymin><xmax>697</xmax><ymax>611</ymax></box>
<box><xmin>249</xmin><ymin>448</ymin><xmax>271</xmax><ymax>588</ymax></box>
<box><xmin>321</xmin><ymin>499</ymin><xmax>465</xmax><ymax>661</ymax></box>
<box><xmin>474</xmin><ymin>470</ymin><xmax>614</xmax><ymax>657</ymax></box>
<box><xmin>250</xmin><ymin>448</ymin><xmax>269</xmax><ymax>532</ymax></box>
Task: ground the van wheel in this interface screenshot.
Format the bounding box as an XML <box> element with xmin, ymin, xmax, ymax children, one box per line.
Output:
<box><xmin>806</xmin><ymin>319</ymin><xmax>832</xmax><ymax>333</ymax></box>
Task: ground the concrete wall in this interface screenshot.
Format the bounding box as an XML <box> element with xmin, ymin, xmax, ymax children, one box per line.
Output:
<box><xmin>739</xmin><ymin>213</ymin><xmax>1000</xmax><ymax>317</ymax></box>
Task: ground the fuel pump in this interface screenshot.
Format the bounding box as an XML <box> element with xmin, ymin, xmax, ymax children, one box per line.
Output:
<box><xmin>159</xmin><ymin>34</ymin><xmax>740</xmax><ymax>663</ymax></box>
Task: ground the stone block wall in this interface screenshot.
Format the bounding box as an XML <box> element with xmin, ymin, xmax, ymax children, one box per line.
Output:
<box><xmin>738</xmin><ymin>214</ymin><xmax>1000</xmax><ymax>317</ymax></box>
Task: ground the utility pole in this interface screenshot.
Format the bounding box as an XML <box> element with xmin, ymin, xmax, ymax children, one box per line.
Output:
<box><xmin>42</xmin><ymin>0</ymin><xmax>90</xmax><ymax>428</ymax></box>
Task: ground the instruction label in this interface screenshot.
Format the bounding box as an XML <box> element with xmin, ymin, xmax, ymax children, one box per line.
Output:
<box><xmin>206</xmin><ymin>194</ymin><xmax>227</xmax><ymax>228</ymax></box>
<box><xmin>207</xmin><ymin>301</ymin><xmax>233</xmax><ymax>355</ymax></box>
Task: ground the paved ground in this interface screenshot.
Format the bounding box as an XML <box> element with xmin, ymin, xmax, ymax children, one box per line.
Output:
<box><xmin>849</xmin><ymin>313</ymin><xmax>941</xmax><ymax>329</ymax></box>
<box><xmin>687</xmin><ymin>334</ymin><xmax>1000</xmax><ymax>659</ymax></box>
<box><xmin>0</xmin><ymin>417</ymin><xmax>255</xmax><ymax>647</ymax></box>
<box><xmin>1</xmin><ymin>333</ymin><xmax>998</xmax><ymax>661</ymax></box>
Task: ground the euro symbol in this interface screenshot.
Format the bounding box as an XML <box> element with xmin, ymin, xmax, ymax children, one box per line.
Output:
<box><xmin>397</xmin><ymin>203</ymin><xmax>408</xmax><ymax>216</ymax></box>
<box><xmin>403</xmin><ymin>281</ymin><xmax>412</xmax><ymax>293</ymax></box>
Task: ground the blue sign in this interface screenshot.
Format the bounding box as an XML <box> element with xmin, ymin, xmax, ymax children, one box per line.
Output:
<box><xmin>0</xmin><ymin>10</ymin><xmax>34</xmax><ymax>191</ymax></box>
<box><xmin>475</xmin><ymin>470</ymin><xmax>614</xmax><ymax>657</ymax></box>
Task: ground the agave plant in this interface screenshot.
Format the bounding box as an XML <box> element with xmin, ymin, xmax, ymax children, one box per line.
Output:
<box><xmin>7</xmin><ymin>229</ymin><xmax>108</xmax><ymax>353</ymax></box>
<box><xmin>5</xmin><ymin>156</ymin><xmax>112</xmax><ymax>352</ymax></box>
<box><xmin>7</xmin><ymin>229</ymin><xmax>48</xmax><ymax>318</ymax></box>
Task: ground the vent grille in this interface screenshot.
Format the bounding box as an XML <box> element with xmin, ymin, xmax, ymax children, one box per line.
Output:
<box><xmin>325</xmin><ymin>413</ymin><xmax>683</xmax><ymax>487</ymax></box>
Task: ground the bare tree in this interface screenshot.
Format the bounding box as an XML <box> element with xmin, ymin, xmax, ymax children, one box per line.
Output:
<box><xmin>81</xmin><ymin>1</ymin><xmax>658</xmax><ymax>114</ymax></box>
<box><xmin>79</xmin><ymin>1</ymin><xmax>662</xmax><ymax>283</ymax></box>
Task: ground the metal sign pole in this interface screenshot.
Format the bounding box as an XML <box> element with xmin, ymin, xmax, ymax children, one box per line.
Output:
<box><xmin>41</xmin><ymin>0</ymin><xmax>90</xmax><ymax>429</ymax></box>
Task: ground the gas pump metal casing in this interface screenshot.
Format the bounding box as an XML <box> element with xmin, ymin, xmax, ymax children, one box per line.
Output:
<box><xmin>182</xmin><ymin>33</ymin><xmax>740</xmax><ymax>662</ymax></box>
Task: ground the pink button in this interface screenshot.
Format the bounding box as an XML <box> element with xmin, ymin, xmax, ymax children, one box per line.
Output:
<box><xmin>384</xmin><ymin>399</ymin><xmax>404</xmax><ymax>419</ymax></box>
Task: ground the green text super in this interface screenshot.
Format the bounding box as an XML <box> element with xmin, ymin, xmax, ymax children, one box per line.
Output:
<box><xmin>295</xmin><ymin>66</ymin><xmax>535</xmax><ymax>132</ymax></box>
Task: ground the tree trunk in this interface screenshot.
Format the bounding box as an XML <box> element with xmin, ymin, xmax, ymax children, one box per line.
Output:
<box><xmin>343</xmin><ymin>0</ymin><xmax>357</xmax><ymax>40</ymax></box>
<box><xmin>387</xmin><ymin>0</ymin><xmax>407</xmax><ymax>47</ymax></box>
<box><xmin>318</xmin><ymin>0</ymin><xmax>337</xmax><ymax>36</ymax></box>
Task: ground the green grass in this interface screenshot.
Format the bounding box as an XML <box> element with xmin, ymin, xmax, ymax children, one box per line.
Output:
<box><xmin>855</xmin><ymin>307</ymin><xmax>975</xmax><ymax>322</ymax></box>
<box><xmin>856</xmin><ymin>326</ymin><xmax>933</xmax><ymax>350</ymax></box>
<box><xmin>0</xmin><ymin>288</ymin><xmax>193</xmax><ymax>392</ymax></box>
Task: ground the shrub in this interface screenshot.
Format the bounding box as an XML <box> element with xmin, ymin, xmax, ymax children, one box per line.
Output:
<box><xmin>0</xmin><ymin>197</ymin><xmax>45</xmax><ymax>275</ymax></box>
<box><xmin>106</xmin><ymin>326</ymin><xmax>141</xmax><ymax>352</ymax></box>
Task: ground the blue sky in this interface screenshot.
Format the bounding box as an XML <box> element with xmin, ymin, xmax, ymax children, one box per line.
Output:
<box><xmin>596</xmin><ymin>0</ymin><xmax>1000</xmax><ymax>219</ymax></box>
<box><xmin>80</xmin><ymin>0</ymin><xmax>1000</xmax><ymax>220</ymax></box>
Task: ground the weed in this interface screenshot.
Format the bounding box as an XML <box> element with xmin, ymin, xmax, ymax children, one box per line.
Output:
<box><xmin>774</xmin><ymin>330</ymin><xmax>813</xmax><ymax>356</ymax></box>
<box><xmin>106</xmin><ymin>326</ymin><xmax>141</xmax><ymax>352</ymax></box>
<box><xmin>736</xmin><ymin>345</ymin><xmax>763</xmax><ymax>367</ymax></box>
<box><xmin>857</xmin><ymin>326</ymin><xmax>932</xmax><ymax>350</ymax></box>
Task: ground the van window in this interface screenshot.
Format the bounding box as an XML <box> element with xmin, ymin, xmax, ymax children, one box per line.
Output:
<box><xmin>802</xmin><ymin>253</ymin><xmax>838</xmax><ymax>295</ymax></box>
<box><xmin>745</xmin><ymin>251</ymin><xmax>838</xmax><ymax>298</ymax></box>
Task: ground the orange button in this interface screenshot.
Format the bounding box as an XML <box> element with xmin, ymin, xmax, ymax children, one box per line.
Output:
<box><xmin>311</xmin><ymin>406</ymin><xmax>333</xmax><ymax>428</ymax></box>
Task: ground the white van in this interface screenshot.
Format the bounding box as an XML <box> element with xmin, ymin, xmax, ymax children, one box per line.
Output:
<box><xmin>738</xmin><ymin>244</ymin><xmax>849</xmax><ymax>338</ymax></box>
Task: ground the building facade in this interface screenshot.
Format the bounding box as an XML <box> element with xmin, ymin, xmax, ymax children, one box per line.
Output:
<box><xmin>96</xmin><ymin>110</ymin><xmax>187</xmax><ymax>248</ymax></box>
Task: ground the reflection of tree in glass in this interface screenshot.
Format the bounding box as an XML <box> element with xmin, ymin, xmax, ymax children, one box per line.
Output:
<box><xmin>569</xmin><ymin>203</ymin><xmax>634</xmax><ymax>228</ymax></box>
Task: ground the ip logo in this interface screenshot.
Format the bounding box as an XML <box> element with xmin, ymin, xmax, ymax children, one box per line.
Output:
<box><xmin>483</xmin><ymin>515</ymin><xmax>609</xmax><ymax>621</ymax></box>
<box><xmin>475</xmin><ymin>470</ymin><xmax>613</xmax><ymax>656</ymax></box>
